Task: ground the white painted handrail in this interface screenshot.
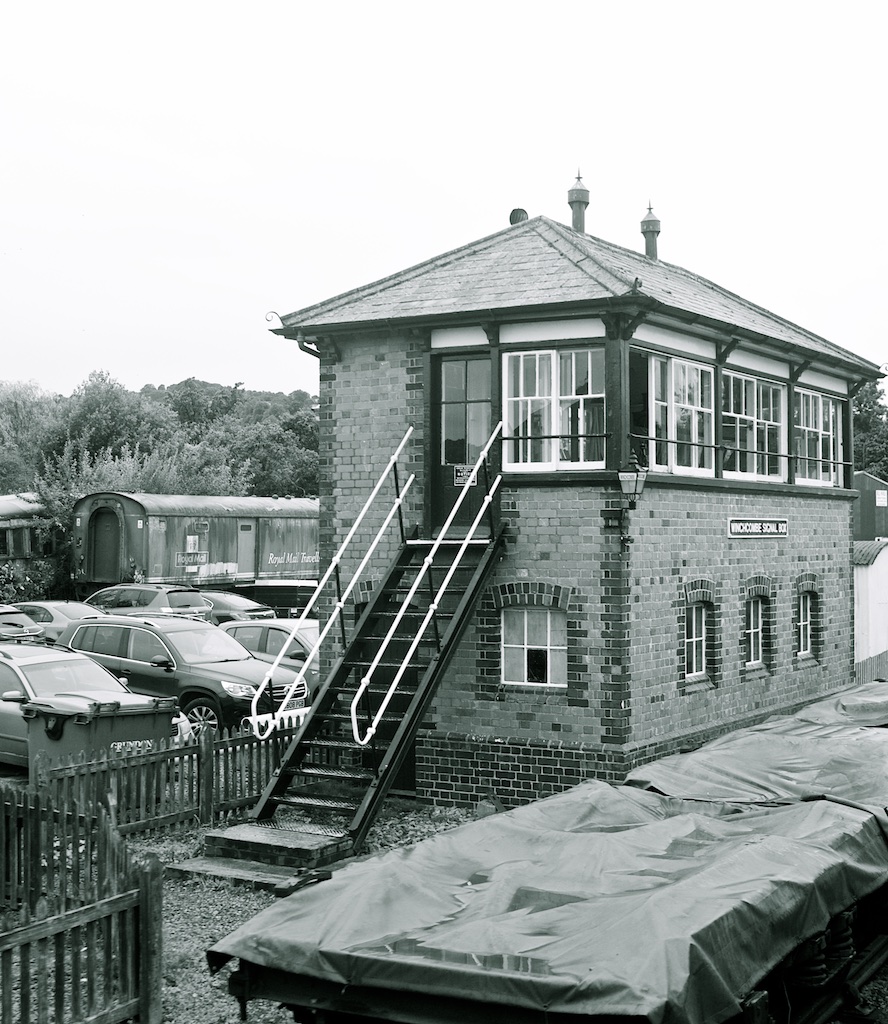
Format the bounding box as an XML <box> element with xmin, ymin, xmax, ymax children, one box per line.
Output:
<box><xmin>246</xmin><ymin>428</ymin><xmax>415</xmax><ymax>739</ymax></box>
<box><xmin>349</xmin><ymin>422</ymin><xmax>503</xmax><ymax>745</ymax></box>
<box><xmin>350</xmin><ymin>474</ymin><xmax>502</xmax><ymax>746</ymax></box>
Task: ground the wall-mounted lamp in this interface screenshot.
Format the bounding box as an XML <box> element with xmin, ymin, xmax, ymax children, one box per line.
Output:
<box><xmin>617</xmin><ymin>455</ymin><xmax>648</xmax><ymax>510</ymax></box>
<box><xmin>602</xmin><ymin>455</ymin><xmax>649</xmax><ymax>550</ymax></box>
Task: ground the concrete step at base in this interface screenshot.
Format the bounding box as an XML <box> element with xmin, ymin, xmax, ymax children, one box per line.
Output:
<box><xmin>165</xmin><ymin>856</ymin><xmax>335</xmax><ymax>894</ymax></box>
<box><xmin>201</xmin><ymin>822</ymin><xmax>351</xmax><ymax>869</ymax></box>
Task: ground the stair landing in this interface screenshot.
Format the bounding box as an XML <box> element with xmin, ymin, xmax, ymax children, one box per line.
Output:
<box><xmin>165</xmin><ymin>822</ymin><xmax>352</xmax><ymax>890</ymax></box>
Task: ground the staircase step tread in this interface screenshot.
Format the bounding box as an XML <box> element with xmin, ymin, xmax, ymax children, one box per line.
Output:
<box><xmin>405</xmin><ymin>538</ymin><xmax>491</xmax><ymax>546</ymax></box>
<box><xmin>298</xmin><ymin>765</ymin><xmax>375</xmax><ymax>780</ymax></box>
<box><xmin>165</xmin><ymin>857</ymin><xmax>318</xmax><ymax>891</ymax></box>
<box><xmin>273</xmin><ymin>794</ymin><xmax>358</xmax><ymax>812</ymax></box>
<box><xmin>305</xmin><ymin>737</ymin><xmax>364</xmax><ymax>749</ymax></box>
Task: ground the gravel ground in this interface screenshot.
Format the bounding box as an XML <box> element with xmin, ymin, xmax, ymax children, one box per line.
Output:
<box><xmin>127</xmin><ymin>804</ymin><xmax>474</xmax><ymax>1024</ymax></box>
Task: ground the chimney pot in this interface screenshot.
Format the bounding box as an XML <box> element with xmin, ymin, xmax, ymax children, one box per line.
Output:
<box><xmin>641</xmin><ymin>203</ymin><xmax>660</xmax><ymax>260</ymax></box>
<box><xmin>568</xmin><ymin>174</ymin><xmax>589</xmax><ymax>233</ymax></box>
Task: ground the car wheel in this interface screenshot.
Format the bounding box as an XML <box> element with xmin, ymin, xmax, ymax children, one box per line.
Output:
<box><xmin>181</xmin><ymin>697</ymin><xmax>222</xmax><ymax>735</ymax></box>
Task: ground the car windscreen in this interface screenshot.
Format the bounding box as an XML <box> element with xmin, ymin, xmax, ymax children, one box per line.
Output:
<box><xmin>168</xmin><ymin>592</ymin><xmax>210</xmax><ymax>609</ymax></box>
<box><xmin>170</xmin><ymin>626</ymin><xmax>253</xmax><ymax>664</ymax></box>
<box><xmin>22</xmin><ymin>657</ymin><xmax>125</xmax><ymax>696</ymax></box>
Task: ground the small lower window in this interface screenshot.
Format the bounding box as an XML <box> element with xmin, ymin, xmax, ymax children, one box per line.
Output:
<box><xmin>745</xmin><ymin>597</ymin><xmax>764</xmax><ymax>666</ymax></box>
<box><xmin>685</xmin><ymin>602</ymin><xmax>709</xmax><ymax>677</ymax></box>
<box><xmin>797</xmin><ymin>591</ymin><xmax>813</xmax><ymax>656</ymax></box>
<box><xmin>501</xmin><ymin>607</ymin><xmax>567</xmax><ymax>687</ymax></box>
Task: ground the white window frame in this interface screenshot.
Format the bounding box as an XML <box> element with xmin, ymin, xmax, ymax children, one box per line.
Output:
<box><xmin>503</xmin><ymin>347</ymin><xmax>606</xmax><ymax>471</ymax></box>
<box><xmin>721</xmin><ymin>372</ymin><xmax>786</xmax><ymax>481</ymax></box>
<box><xmin>793</xmin><ymin>389</ymin><xmax>844</xmax><ymax>487</ymax></box>
<box><xmin>651</xmin><ymin>357</ymin><xmax>714</xmax><ymax>477</ymax></box>
<box><xmin>797</xmin><ymin>591</ymin><xmax>813</xmax><ymax>657</ymax></box>
<box><xmin>501</xmin><ymin>607</ymin><xmax>568</xmax><ymax>687</ymax></box>
<box><xmin>745</xmin><ymin>597</ymin><xmax>764</xmax><ymax>666</ymax></box>
<box><xmin>685</xmin><ymin>602</ymin><xmax>708</xmax><ymax>678</ymax></box>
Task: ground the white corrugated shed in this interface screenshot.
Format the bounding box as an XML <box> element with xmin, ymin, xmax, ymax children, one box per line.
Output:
<box><xmin>854</xmin><ymin>540</ymin><xmax>888</xmax><ymax>663</ymax></box>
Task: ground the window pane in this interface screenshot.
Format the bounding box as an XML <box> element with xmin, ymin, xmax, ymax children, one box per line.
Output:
<box><xmin>526</xmin><ymin>609</ymin><xmax>549</xmax><ymax>647</ymax></box>
<box><xmin>467</xmin><ymin>403</ymin><xmax>491</xmax><ymax>460</ymax></box>
<box><xmin>504</xmin><ymin>647</ymin><xmax>524</xmax><ymax>683</ymax></box>
<box><xmin>442</xmin><ymin>361</ymin><xmax>466</xmax><ymax>402</ymax></box>
<box><xmin>442</xmin><ymin>404</ymin><xmax>465</xmax><ymax>464</ymax></box>
<box><xmin>526</xmin><ymin>648</ymin><xmax>548</xmax><ymax>684</ymax></box>
<box><xmin>503</xmin><ymin>610</ymin><xmax>524</xmax><ymax>645</ymax></box>
<box><xmin>466</xmin><ymin>360</ymin><xmax>490</xmax><ymax>401</ymax></box>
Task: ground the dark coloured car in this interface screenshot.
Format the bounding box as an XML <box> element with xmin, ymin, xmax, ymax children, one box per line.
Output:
<box><xmin>13</xmin><ymin>600</ymin><xmax>107</xmax><ymax>641</ymax></box>
<box><xmin>56</xmin><ymin>615</ymin><xmax>309</xmax><ymax>734</ymax></box>
<box><xmin>0</xmin><ymin>604</ymin><xmax>45</xmax><ymax>642</ymax></box>
<box><xmin>197</xmin><ymin>591</ymin><xmax>275</xmax><ymax>625</ymax></box>
<box><xmin>219</xmin><ymin>618</ymin><xmax>320</xmax><ymax>695</ymax></box>
<box><xmin>0</xmin><ymin>642</ymin><xmax>176</xmax><ymax>767</ymax></box>
<box><xmin>84</xmin><ymin>584</ymin><xmax>212</xmax><ymax>621</ymax></box>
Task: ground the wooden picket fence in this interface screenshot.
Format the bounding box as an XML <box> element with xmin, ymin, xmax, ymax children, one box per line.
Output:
<box><xmin>34</xmin><ymin>722</ymin><xmax>302</xmax><ymax>835</ymax></box>
<box><xmin>0</xmin><ymin>784</ymin><xmax>163</xmax><ymax>1024</ymax></box>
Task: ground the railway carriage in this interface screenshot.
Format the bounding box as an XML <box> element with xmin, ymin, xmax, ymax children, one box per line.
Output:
<box><xmin>70</xmin><ymin>492</ymin><xmax>319</xmax><ymax>609</ymax></box>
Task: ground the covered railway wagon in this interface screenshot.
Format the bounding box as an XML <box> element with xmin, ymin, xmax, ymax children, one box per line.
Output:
<box><xmin>210</xmin><ymin>681</ymin><xmax>888</xmax><ymax>1024</ymax></box>
<box><xmin>71</xmin><ymin>492</ymin><xmax>319</xmax><ymax>605</ymax></box>
<box><xmin>0</xmin><ymin>492</ymin><xmax>52</xmax><ymax>566</ymax></box>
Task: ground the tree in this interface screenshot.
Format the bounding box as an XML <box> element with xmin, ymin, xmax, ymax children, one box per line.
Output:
<box><xmin>166</xmin><ymin>378</ymin><xmax>244</xmax><ymax>426</ymax></box>
<box><xmin>45</xmin><ymin>370</ymin><xmax>177</xmax><ymax>459</ymax></box>
<box><xmin>220</xmin><ymin>419</ymin><xmax>319</xmax><ymax>497</ymax></box>
<box><xmin>0</xmin><ymin>381</ymin><xmax>64</xmax><ymax>491</ymax></box>
<box><xmin>853</xmin><ymin>381</ymin><xmax>888</xmax><ymax>481</ymax></box>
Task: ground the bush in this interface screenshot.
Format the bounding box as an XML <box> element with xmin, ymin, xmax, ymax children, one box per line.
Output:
<box><xmin>0</xmin><ymin>559</ymin><xmax>56</xmax><ymax>602</ymax></box>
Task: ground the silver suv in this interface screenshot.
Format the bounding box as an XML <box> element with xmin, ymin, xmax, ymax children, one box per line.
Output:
<box><xmin>84</xmin><ymin>585</ymin><xmax>212</xmax><ymax>621</ymax></box>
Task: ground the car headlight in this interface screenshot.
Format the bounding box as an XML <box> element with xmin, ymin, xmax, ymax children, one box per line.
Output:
<box><xmin>220</xmin><ymin>680</ymin><xmax>258</xmax><ymax>699</ymax></box>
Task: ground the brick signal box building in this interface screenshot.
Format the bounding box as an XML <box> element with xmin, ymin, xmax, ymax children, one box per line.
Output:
<box><xmin>272</xmin><ymin>181</ymin><xmax>881</xmax><ymax>807</ymax></box>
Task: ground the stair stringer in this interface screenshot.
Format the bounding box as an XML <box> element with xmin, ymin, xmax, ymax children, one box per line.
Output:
<box><xmin>347</xmin><ymin>524</ymin><xmax>508</xmax><ymax>851</ymax></box>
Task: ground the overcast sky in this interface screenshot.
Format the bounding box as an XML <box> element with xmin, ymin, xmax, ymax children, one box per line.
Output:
<box><xmin>2</xmin><ymin>2</ymin><xmax>885</xmax><ymax>399</ymax></box>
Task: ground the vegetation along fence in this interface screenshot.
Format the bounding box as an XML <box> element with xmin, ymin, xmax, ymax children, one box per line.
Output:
<box><xmin>33</xmin><ymin>722</ymin><xmax>302</xmax><ymax>835</ymax></box>
<box><xmin>0</xmin><ymin>784</ymin><xmax>163</xmax><ymax>1024</ymax></box>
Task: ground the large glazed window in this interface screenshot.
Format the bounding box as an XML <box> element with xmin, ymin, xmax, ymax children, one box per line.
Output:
<box><xmin>645</xmin><ymin>356</ymin><xmax>714</xmax><ymax>474</ymax></box>
<box><xmin>721</xmin><ymin>372</ymin><xmax>785</xmax><ymax>479</ymax></box>
<box><xmin>794</xmin><ymin>389</ymin><xmax>844</xmax><ymax>485</ymax></box>
<box><xmin>503</xmin><ymin>348</ymin><xmax>605</xmax><ymax>470</ymax></box>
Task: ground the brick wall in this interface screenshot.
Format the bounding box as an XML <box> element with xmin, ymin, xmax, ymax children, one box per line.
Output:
<box><xmin>416</xmin><ymin>480</ymin><xmax>855</xmax><ymax>808</ymax></box>
<box><xmin>318</xmin><ymin>334</ymin><xmax>857</xmax><ymax>812</ymax></box>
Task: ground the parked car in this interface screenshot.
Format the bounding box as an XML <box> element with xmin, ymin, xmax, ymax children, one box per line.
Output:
<box><xmin>12</xmin><ymin>600</ymin><xmax>107</xmax><ymax>641</ymax></box>
<box><xmin>219</xmin><ymin>618</ymin><xmax>320</xmax><ymax>695</ymax></box>
<box><xmin>0</xmin><ymin>641</ymin><xmax>178</xmax><ymax>767</ymax></box>
<box><xmin>0</xmin><ymin>604</ymin><xmax>44</xmax><ymax>642</ymax></box>
<box><xmin>56</xmin><ymin>614</ymin><xmax>310</xmax><ymax>734</ymax></box>
<box><xmin>197</xmin><ymin>591</ymin><xmax>275</xmax><ymax>625</ymax></box>
<box><xmin>84</xmin><ymin>584</ymin><xmax>212</xmax><ymax>620</ymax></box>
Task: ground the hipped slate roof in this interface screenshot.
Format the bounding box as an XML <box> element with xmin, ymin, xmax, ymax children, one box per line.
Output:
<box><xmin>280</xmin><ymin>215</ymin><xmax>880</xmax><ymax>377</ymax></box>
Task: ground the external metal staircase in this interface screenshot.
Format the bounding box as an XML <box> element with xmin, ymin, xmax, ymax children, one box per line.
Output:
<box><xmin>247</xmin><ymin>424</ymin><xmax>505</xmax><ymax>853</ymax></box>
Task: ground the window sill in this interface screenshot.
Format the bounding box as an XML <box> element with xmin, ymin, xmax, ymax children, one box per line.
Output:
<box><xmin>681</xmin><ymin>674</ymin><xmax>715</xmax><ymax>694</ymax></box>
<box><xmin>501</xmin><ymin>470</ymin><xmax>857</xmax><ymax>500</ymax></box>
<box><xmin>742</xmin><ymin>663</ymin><xmax>771</xmax><ymax>682</ymax></box>
<box><xmin>794</xmin><ymin>652</ymin><xmax>819</xmax><ymax>668</ymax></box>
